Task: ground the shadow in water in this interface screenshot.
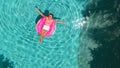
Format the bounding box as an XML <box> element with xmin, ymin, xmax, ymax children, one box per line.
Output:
<box><xmin>77</xmin><ymin>0</ymin><xmax>120</xmax><ymax>68</ymax></box>
<box><xmin>35</xmin><ymin>9</ymin><xmax>61</xmax><ymax>24</ymax></box>
<box><xmin>88</xmin><ymin>21</ymin><xmax>120</xmax><ymax>68</ymax></box>
<box><xmin>0</xmin><ymin>54</ymin><xmax>14</xmax><ymax>68</ymax></box>
<box><xmin>35</xmin><ymin>9</ymin><xmax>49</xmax><ymax>24</ymax></box>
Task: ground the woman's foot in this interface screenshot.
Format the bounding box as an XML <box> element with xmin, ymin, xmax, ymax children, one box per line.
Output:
<box><xmin>40</xmin><ymin>37</ymin><xmax>42</xmax><ymax>44</ymax></box>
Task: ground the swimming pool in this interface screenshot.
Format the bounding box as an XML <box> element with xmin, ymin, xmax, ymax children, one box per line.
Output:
<box><xmin>0</xmin><ymin>0</ymin><xmax>99</xmax><ymax>68</ymax></box>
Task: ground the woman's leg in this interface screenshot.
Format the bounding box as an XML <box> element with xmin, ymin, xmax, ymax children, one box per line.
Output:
<box><xmin>40</xmin><ymin>30</ymin><xmax>47</xmax><ymax>43</ymax></box>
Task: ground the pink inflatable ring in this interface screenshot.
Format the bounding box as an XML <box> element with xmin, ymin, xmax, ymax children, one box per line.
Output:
<box><xmin>36</xmin><ymin>17</ymin><xmax>56</xmax><ymax>37</ymax></box>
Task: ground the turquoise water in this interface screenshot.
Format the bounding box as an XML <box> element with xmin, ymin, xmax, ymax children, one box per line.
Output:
<box><xmin>0</xmin><ymin>0</ymin><xmax>99</xmax><ymax>68</ymax></box>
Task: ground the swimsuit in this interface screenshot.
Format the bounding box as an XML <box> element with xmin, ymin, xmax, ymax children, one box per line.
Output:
<box><xmin>43</xmin><ymin>25</ymin><xmax>50</xmax><ymax>31</ymax></box>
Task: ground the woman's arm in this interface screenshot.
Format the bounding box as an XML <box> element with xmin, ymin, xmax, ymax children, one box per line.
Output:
<box><xmin>35</xmin><ymin>7</ymin><xmax>46</xmax><ymax>17</ymax></box>
<box><xmin>56</xmin><ymin>20</ymin><xmax>66</xmax><ymax>24</ymax></box>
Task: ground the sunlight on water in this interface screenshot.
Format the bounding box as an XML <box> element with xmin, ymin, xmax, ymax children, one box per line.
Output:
<box><xmin>0</xmin><ymin>0</ymin><xmax>103</xmax><ymax>68</ymax></box>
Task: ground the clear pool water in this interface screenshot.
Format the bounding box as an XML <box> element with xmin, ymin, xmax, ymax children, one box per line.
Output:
<box><xmin>0</xmin><ymin>0</ymin><xmax>98</xmax><ymax>68</ymax></box>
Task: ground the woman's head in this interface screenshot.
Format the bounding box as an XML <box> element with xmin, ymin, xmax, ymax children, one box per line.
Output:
<box><xmin>48</xmin><ymin>13</ymin><xmax>54</xmax><ymax>19</ymax></box>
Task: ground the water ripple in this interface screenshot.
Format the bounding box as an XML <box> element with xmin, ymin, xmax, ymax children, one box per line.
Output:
<box><xmin>0</xmin><ymin>0</ymin><xmax>90</xmax><ymax>68</ymax></box>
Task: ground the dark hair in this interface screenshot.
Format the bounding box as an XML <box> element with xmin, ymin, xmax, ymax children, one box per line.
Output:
<box><xmin>49</xmin><ymin>13</ymin><xmax>54</xmax><ymax>18</ymax></box>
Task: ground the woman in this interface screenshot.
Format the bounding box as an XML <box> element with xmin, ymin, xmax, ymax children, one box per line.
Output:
<box><xmin>35</xmin><ymin>8</ymin><xmax>66</xmax><ymax>44</ymax></box>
